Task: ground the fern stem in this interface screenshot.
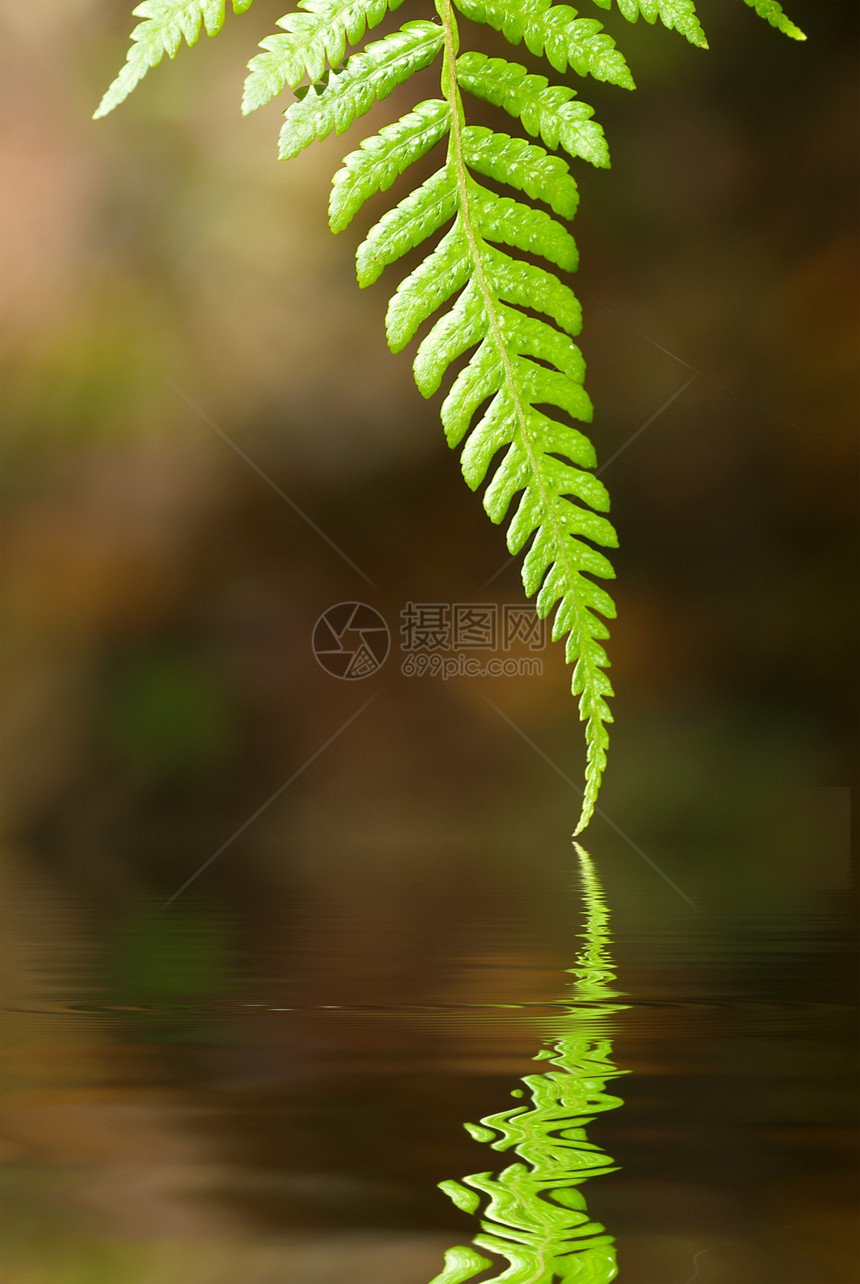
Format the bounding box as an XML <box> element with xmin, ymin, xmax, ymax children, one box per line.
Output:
<box><xmin>438</xmin><ymin>0</ymin><xmax>566</xmax><ymax>589</ymax></box>
<box><xmin>437</xmin><ymin>0</ymin><xmax>606</xmax><ymax>833</ymax></box>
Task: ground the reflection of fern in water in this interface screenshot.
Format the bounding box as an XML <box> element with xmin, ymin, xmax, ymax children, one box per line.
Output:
<box><xmin>95</xmin><ymin>2</ymin><xmax>805</xmax><ymax>830</ymax></box>
<box><xmin>430</xmin><ymin>844</ymin><xmax>627</xmax><ymax>1283</ymax></box>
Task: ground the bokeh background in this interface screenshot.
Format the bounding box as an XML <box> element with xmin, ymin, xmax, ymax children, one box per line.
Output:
<box><xmin>2</xmin><ymin>2</ymin><xmax>858</xmax><ymax>1281</ymax></box>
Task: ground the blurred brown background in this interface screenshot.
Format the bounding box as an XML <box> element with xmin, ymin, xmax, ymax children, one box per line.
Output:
<box><xmin>2</xmin><ymin>0</ymin><xmax>856</xmax><ymax>893</ymax></box>
<box><xmin>1</xmin><ymin>3</ymin><xmax>858</xmax><ymax>1280</ymax></box>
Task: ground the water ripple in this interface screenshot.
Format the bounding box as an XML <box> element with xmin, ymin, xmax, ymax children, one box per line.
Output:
<box><xmin>429</xmin><ymin>845</ymin><xmax>626</xmax><ymax>1283</ymax></box>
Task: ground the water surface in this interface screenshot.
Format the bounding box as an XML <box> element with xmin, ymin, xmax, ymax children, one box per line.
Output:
<box><xmin>3</xmin><ymin>826</ymin><xmax>856</xmax><ymax>1284</ymax></box>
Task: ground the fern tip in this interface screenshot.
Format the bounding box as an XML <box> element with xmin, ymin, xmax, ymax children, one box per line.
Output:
<box><xmin>93</xmin><ymin>90</ymin><xmax>118</xmax><ymax>119</ymax></box>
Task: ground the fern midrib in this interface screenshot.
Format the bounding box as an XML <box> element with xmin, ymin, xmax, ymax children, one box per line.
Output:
<box><xmin>438</xmin><ymin>0</ymin><xmax>603</xmax><ymax>714</ymax></box>
<box><xmin>439</xmin><ymin>1</ymin><xmax>547</xmax><ymax>521</ymax></box>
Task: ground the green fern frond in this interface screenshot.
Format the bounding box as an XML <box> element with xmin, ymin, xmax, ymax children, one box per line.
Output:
<box><xmin>455</xmin><ymin>52</ymin><xmax>610</xmax><ymax>168</ymax></box>
<box><xmin>590</xmin><ymin>0</ymin><xmax>708</xmax><ymax>49</ymax></box>
<box><xmin>243</xmin><ymin>0</ymin><xmax>405</xmax><ymax>114</ymax></box>
<box><xmin>743</xmin><ymin>0</ymin><xmax>806</xmax><ymax>41</ymax></box>
<box><xmin>426</xmin><ymin>245</ymin><xmax>617</xmax><ymax>831</ymax></box>
<box><xmin>96</xmin><ymin>0</ymin><xmax>806</xmax><ymax>830</ymax></box>
<box><xmin>94</xmin><ymin>0</ymin><xmax>254</xmax><ymax>119</ymax></box>
<box><xmin>452</xmin><ymin>0</ymin><xmax>636</xmax><ymax>88</ymax></box>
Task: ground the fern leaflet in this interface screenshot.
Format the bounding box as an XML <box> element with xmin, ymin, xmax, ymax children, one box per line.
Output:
<box><xmin>329</xmin><ymin>99</ymin><xmax>452</xmax><ymax>232</ymax></box>
<box><xmin>95</xmin><ymin>1</ymin><xmax>254</xmax><ymax>119</ymax></box>
<box><xmin>279</xmin><ymin>22</ymin><xmax>445</xmax><ymax>159</ymax></box>
<box><xmin>455</xmin><ymin>52</ymin><xmax>610</xmax><ymax>168</ymax></box>
<box><xmin>243</xmin><ymin>0</ymin><xmax>406</xmax><ymax>113</ymax></box>
<box><xmin>461</xmin><ymin>126</ymin><xmax>580</xmax><ymax>219</ymax></box>
<box><xmin>453</xmin><ymin>0</ymin><xmax>636</xmax><ymax>88</ymax></box>
<box><xmin>96</xmin><ymin>0</ymin><xmax>807</xmax><ymax>831</ymax></box>
<box><xmin>590</xmin><ymin>0</ymin><xmax>708</xmax><ymax>48</ymax></box>
<box><xmin>743</xmin><ymin>0</ymin><xmax>806</xmax><ymax>41</ymax></box>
